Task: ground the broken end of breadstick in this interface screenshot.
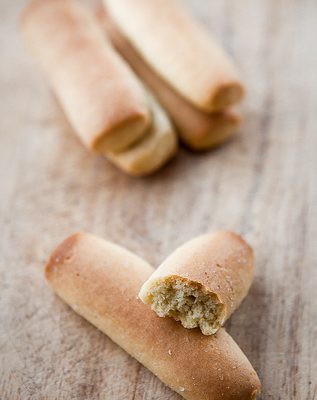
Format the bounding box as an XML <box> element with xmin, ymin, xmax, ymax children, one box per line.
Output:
<box><xmin>139</xmin><ymin>231</ymin><xmax>254</xmax><ymax>335</ymax></box>
<box><xmin>139</xmin><ymin>276</ymin><xmax>226</xmax><ymax>335</ymax></box>
<box><xmin>45</xmin><ymin>231</ymin><xmax>261</xmax><ymax>399</ymax></box>
<box><xmin>106</xmin><ymin>95</ymin><xmax>178</xmax><ymax>176</ymax></box>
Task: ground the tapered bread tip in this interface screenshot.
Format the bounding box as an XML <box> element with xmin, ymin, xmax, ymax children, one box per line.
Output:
<box><xmin>45</xmin><ymin>232</ymin><xmax>82</xmax><ymax>281</ymax></box>
<box><xmin>139</xmin><ymin>231</ymin><xmax>254</xmax><ymax>335</ymax></box>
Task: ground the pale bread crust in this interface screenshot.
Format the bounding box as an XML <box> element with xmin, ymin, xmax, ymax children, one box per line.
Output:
<box><xmin>99</xmin><ymin>10</ymin><xmax>241</xmax><ymax>150</ymax></box>
<box><xmin>103</xmin><ymin>0</ymin><xmax>244</xmax><ymax>112</ymax></box>
<box><xmin>21</xmin><ymin>0</ymin><xmax>150</xmax><ymax>153</ymax></box>
<box><xmin>45</xmin><ymin>232</ymin><xmax>260</xmax><ymax>400</ymax></box>
<box><xmin>107</xmin><ymin>93</ymin><xmax>178</xmax><ymax>176</ymax></box>
<box><xmin>139</xmin><ymin>232</ymin><xmax>254</xmax><ymax>331</ymax></box>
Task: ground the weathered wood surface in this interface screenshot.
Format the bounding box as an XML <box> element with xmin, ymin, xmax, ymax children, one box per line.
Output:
<box><xmin>1</xmin><ymin>0</ymin><xmax>316</xmax><ymax>399</ymax></box>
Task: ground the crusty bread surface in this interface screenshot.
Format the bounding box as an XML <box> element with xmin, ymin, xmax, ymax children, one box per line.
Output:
<box><xmin>45</xmin><ymin>232</ymin><xmax>260</xmax><ymax>400</ymax></box>
<box><xmin>107</xmin><ymin>93</ymin><xmax>178</xmax><ymax>176</ymax></box>
<box><xmin>103</xmin><ymin>0</ymin><xmax>244</xmax><ymax>112</ymax></box>
<box><xmin>21</xmin><ymin>0</ymin><xmax>150</xmax><ymax>153</ymax></box>
<box><xmin>139</xmin><ymin>232</ymin><xmax>254</xmax><ymax>335</ymax></box>
<box><xmin>99</xmin><ymin>10</ymin><xmax>241</xmax><ymax>150</ymax></box>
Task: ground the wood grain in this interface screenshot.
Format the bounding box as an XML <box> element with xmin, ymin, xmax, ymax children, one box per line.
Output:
<box><xmin>1</xmin><ymin>0</ymin><xmax>316</xmax><ymax>399</ymax></box>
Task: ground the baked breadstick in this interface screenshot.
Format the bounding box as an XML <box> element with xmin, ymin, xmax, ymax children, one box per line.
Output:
<box><xmin>21</xmin><ymin>0</ymin><xmax>150</xmax><ymax>153</ymax></box>
<box><xmin>45</xmin><ymin>232</ymin><xmax>261</xmax><ymax>400</ymax></box>
<box><xmin>99</xmin><ymin>10</ymin><xmax>241</xmax><ymax>150</ymax></box>
<box><xmin>103</xmin><ymin>0</ymin><xmax>244</xmax><ymax>112</ymax></box>
<box><xmin>139</xmin><ymin>232</ymin><xmax>254</xmax><ymax>335</ymax></box>
<box><xmin>107</xmin><ymin>94</ymin><xmax>177</xmax><ymax>176</ymax></box>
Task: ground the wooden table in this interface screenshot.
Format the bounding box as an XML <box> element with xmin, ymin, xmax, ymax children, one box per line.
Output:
<box><xmin>1</xmin><ymin>0</ymin><xmax>316</xmax><ymax>399</ymax></box>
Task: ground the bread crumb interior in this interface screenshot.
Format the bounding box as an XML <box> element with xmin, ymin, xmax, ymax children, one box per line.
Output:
<box><xmin>146</xmin><ymin>278</ymin><xmax>224</xmax><ymax>335</ymax></box>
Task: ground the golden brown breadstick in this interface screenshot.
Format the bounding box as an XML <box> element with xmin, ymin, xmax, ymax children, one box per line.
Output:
<box><xmin>99</xmin><ymin>10</ymin><xmax>241</xmax><ymax>150</ymax></box>
<box><xmin>107</xmin><ymin>93</ymin><xmax>177</xmax><ymax>176</ymax></box>
<box><xmin>45</xmin><ymin>232</ymin><xmax>261</xmax><ymax>400</ymax></box>
<box><xmin>103</xmin><ymin>0</ymin><xmax>244</xmax><ymax>112</ymax></box>
<box><xmin>139</xmin><ymin>232</ymin><xmax>254</xmax><ymax>335</ymax></box>
<box><xmin>21</xmin><ymin>0</ymin><xmax>150</xmax><ymax>153</ymax></box>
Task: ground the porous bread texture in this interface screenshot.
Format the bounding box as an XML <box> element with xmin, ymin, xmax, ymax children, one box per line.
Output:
<box><xmin>143</xmin><ymin>276</ymin><xmax>225</xmax><ymax>335</ymax></box>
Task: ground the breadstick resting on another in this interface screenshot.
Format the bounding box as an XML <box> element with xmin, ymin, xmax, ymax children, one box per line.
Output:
<box><xmin>98</xmin><ymin>8</ymin><xmax>241</xmax><ymax>150</ymax></box>
<box><xmin>139</xmin><ymin>231</ymin><xmax>254</xmax><ymax>335</ymax></box>
<box><xmin>103</xmin><ymin>0</ymin><xmax>245</xmax><ymax>113</ymax></box>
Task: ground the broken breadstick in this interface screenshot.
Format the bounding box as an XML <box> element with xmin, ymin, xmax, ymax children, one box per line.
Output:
<box><xmin>21</xmin><ymin>0</ymin><xmax>150</xmax><ymax>153</ymax></box>
<box><xmin>107</xmin><ymin>93</ymin><xmax>177</xmax><ymax>176</ymax></box>
<box><xmin>103</xmin><ymin>0</ymin><xmax>244</xmax><ymax>112</ymax></box>
<box><xmin>45</xmin><ymin>232</ymin><xmax>260</xmax><ymax>400</ymax></box>
<box><xmin>139</xmin><ymin>232</ymin><xmax>254</xmax><ymax>335</ymax></box>
<box><xmin>99</xmin><ymin>10</ymin><xmax>241</xmax><ymax>150</ymax></box>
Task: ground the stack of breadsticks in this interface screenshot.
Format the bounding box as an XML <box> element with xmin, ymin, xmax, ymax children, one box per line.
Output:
<box><xmin>46</xmin><ymin>231</ymin><xmax>261</xmax><ymax>399</ymax></box>
<box><xmin>21</xmin><ymin>0</ymin><xmax>244</xmax><ymax>177</ymax></box>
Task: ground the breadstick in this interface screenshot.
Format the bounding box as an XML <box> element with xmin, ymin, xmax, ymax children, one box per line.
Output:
<box><xmin>139</xmin><ymin>232</ymin><xmax>254</xmax><ymax>335</ymax></box>
<box><xmin>21</xmin><ymin>0</ymin><xmax>150</xmax><ymax>153</ymax></box>
<box><xmin>107</xmin><ymin>93</ymin><xmax>177</xmax><ymax>176</ymax></box>
<box><xmin>99</xmin><ymin>10</ymin><xmax>241</xmax><ymax>150</ymax></box>
<box><xmin>45</xmin><ymin>232</ymin><xmax>261</xmax><ymax>400</ymax></box>
<box><xmin>103</xmin><ymin>0</ymin><xmax>244</xmax><ymax>112</ymax></box>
